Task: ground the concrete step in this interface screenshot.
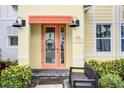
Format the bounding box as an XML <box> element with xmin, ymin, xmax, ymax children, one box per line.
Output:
<box><xmin>35</xmin><ymin>77</ymin><xmax>69</xmax><ymax>88</ymax></box>
<box><xmin>32</xmin><ymin>69</ymin><xmax>69</xmax><ymax>77</ymax></box>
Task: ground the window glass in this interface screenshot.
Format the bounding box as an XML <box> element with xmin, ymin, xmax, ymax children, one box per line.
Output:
<box><xmin>121</xmin><ymin>24</ymin><xmax>124</xmax><ymax>51</ymax></box>
<box><xmin>60</xmin><ymin>27</ymin><xmax>65</xmax><ymax>64</ymax></box>
<box><xmin>8</xmin><ymin>36</ymin><xmax>18</xmax><ymax>46</ymax></box>
<box><xmin>45</xmin><ymin>27</ymin><xmax>55</xmax><ymax>64</ymax></box>
<box><xmin>96</xmin><ymin>24</ymin><xmax>111</xmax><ymax>52</ymax></box>
<box><xmin>97</xmin><ymin>39</ymin><xmax>111</xmax><ymax>52</ymax></box>
<box><xmin>121</xmin><ymin>39</ymin><xmax>124</xmax><ymax>51</ymax></box>
<box><xmin>96</xmin><ymin>24</ymin><xmax>111</xmax><ymax>38</ymax></box>
<box><xmin>121</xmin><ymin>24</ymin><xmax>124</xmax><ymax>38</ymax></box>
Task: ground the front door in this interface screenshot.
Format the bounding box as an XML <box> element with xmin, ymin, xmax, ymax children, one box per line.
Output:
<box><xmin>42</xmin><ymin>25</ymin><xmax>65</xmax><ymax>69</ymax></box>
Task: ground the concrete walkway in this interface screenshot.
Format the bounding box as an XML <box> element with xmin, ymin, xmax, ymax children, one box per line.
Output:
<box><xmin>32</xmin><ymin>69</ymin><xmax>69</xmax><ymax>88</ymax></box>
<box><xmin>35</xmin><ymin>77</ymin><xmax>69</xmax><ymax>88</ymax></box>
<box><xmin>32</xmin><ymin>69</ymin><xmax>69</xmax><ymax>77</ymax></box>
<box><xmin>36</xmin><ymin>84</ymin><xmax>63</xmax><ymax>88</ymax></box>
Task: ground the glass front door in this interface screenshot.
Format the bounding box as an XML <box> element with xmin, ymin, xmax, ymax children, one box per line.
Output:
<box><xmin>42</xmin><ymin>25</ymin><xmax>65</xmax><ymax>69</ymax></box>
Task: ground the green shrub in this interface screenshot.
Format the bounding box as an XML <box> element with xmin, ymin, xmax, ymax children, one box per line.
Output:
<box><xmin>88</xmin><ymin>59</ymin><xmax>124</xmax><ymax>76</ymax></box>
<box><xmin>88</xmin><ymin>59</ymin><xmax>99</xmax><ymax>69</ymax></box>
<box><xmin>1</xmin><ymin>65</ymin><xmax>32</xmax><ymax>88</ymax></box>
<box><xmin>6</xmin><ymin>59</ymin><xmax>18</xmax><ymax>66</ymax></box>
<box><xmin>118</xmin><ymin>58</ymin><xmax>124</xmax><ymax>72</ymax></box>
<box><xmin>0</xmin><ymin>74</ymin><xmax>1</xmax><ymax>88</ymax></box>
<box><xmin>100</xmin><ymin>74</ymin><xmax>124</xmax><ymax>88</ymax></box>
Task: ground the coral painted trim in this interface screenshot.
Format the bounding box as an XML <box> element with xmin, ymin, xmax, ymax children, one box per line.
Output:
<box><xmin>29</xmin><ymin>16</ymin><xmax>72</xmax><ymax>24</ymax></box>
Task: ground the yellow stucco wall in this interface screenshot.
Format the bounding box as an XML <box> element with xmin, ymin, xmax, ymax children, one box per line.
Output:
<box><xmin>18</xmin><ymin>5</ymin><xmax>84</xmax><ymax>69</ymax></box>
<box><xmin>30</xmin><ymin>24</ymin><xmax>41</xmax><ymax>69</ymax></box>
<box><xmin>65</xmin><ymin>25</ymin><xmax>73</xmax><ymax>68</ymax></box>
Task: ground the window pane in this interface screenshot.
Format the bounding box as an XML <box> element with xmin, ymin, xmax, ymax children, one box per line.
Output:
<box><xmin>121</xmin><ymin>24</ymin><xmax>124</xmax><ymax>38</ymax></box>
<box><xmin>45</xmin><ymin>27</ymin><xmax>55</xmax><ymax>64</ymax></box>
<box><xmin>121</xmin><ymin>39</ymin><xmax>124</xmax><ymax>51</ymax></box>
<box><xmin>60</xmin><ymin>27</ymin><xmax>65</xmax><ymax>64</ymax></box>
<box><xmin>97</xmin><ymin>39</ymin><xmax>111</xmax><ymax>52</ymax></box>
<box><xmin>96</xmin><ymin>24</ymin><xmax>111</xmax><ymax>38</ymax></box>
<box><xmin>9</xmin><ymin>36</ymin><xmax>18</xmax><ymax>46</ymax></box>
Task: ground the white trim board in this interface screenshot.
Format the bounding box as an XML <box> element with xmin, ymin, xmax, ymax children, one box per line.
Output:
<box><xmin>119</xmin><ymin>6</ymin><xmax>124</xmax><ymax>55</ymax></box>
<box><xmin>84</xmin><ymin>54</ymin><xmax>116</xmax><ymax>58</ymax></box>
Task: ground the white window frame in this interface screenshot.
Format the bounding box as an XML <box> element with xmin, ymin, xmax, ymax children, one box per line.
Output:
<box><xmin>6</xmin><ymin>25</ymin><xmax>18</xmax><ymax>48</ymax></box>
<box><xmin>119</xmin><ymin>5</ymin><xmax>124</xmax><ymax>56</ymax></box>
<box><xmin>95</xmin><ymin>22</ymin><xmax>113</xmax><ymax>54</ymax></box>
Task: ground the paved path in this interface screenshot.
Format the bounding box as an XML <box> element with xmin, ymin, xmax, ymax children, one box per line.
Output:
<box><xmin>36</xmin><ymin>84</ymin><xmax>63</xmax><ymax>88</ymax></box>
<box><xmin>32</xmin><ymin>69</ymin><xmax>69</xmax><ymax>88</ymax></box>
<box><xmin>32</xmin><ymin>69</ymin><xmax>69</xmax><ymax>77</ymax></box>
<box><xmin>35</xmin><ymin>77</ymin><xmax>69</xmax><ymax>88</ymax></box>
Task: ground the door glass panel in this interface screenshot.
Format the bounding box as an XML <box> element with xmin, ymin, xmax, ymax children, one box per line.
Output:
<box><xmin>60</xmin><ymin>27</ymin><xmax>65</xmax><ymax>64</ymax></box>
<box><xmin>45</xmin><ymin>27</ymin><xmax>55</xmax><ymax>64</ymax></box>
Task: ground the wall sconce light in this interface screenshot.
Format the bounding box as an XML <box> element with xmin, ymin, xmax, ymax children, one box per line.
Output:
<box><xmin>12</xmin><ymin>16</ymin><xmax>26</xmax><ymax>27</ymax></box>
<box><xmin>69</xmin><ymin>16</ymin><xmax>80</xmax><ymax>27</ymax></box>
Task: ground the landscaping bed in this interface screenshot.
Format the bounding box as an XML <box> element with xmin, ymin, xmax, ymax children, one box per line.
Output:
<box><xmin>0</xmin><ymin>65</ymin><xmax>32</xmax><ymax>88</ymax></box>
<box><xmin>0</xmin><ymin>76</ymin><xmax>39</xmax><ymax>88</ymax></box>
<box><xmin>27</xmin><ymin>77</ymin><xmax>39</xmax><ymax>88</ymax></box>
<box><xmin>0</xmin><ymin>60</ymin><xmax>18</xmax><ymax>72</ymax></box>
<box><xmin>0</xmin><ymin>60</ymin><xmax>35</xmax><ymax>88</ymax></box>
<box><xmin>88</xmin><ymin>58</ymin><xmax>124</xmax><ymax>88</ymax></box>
<box><xmin>0</xmin><ymin>60</ymin><xmax>18</xmax><ymax>87</ymax></box>
<box><xmin>0</xmin><ymin>60</ymin><xmax>68</xmax><ymax>88</ymax></box>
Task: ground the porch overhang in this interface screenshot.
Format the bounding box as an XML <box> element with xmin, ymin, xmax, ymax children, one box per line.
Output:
<box><xmin>29</xmin><ymin>16</ymin><xmax>73</xmax><ymax>24</ymax></box>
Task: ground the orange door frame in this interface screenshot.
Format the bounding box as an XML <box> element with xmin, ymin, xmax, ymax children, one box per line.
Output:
<box><xmin>42</xmin><ymin>24</ymin><xmax>66</xmax><ymax>69</ymax></box>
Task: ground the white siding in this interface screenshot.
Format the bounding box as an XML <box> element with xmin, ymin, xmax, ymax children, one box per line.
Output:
<box><xmin>0</xmin><ymin>5</ymin><xmax>18</xmax><ymax>60</ymax></box>
<box><xmin>0</xmin><ymin>5</ymin><xmax>17</xmax><ymax>18</ymax></box>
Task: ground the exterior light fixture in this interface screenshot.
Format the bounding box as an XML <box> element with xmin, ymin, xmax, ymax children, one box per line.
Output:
<box><xmin>12</xmin><ymin>16</ymin><xmax>26</xmax><ymax>27</ymax></box>
<box><xmin>69</xmin><ymin>16</ymin><xmax>80</xmax><ymax>27</ymax></box>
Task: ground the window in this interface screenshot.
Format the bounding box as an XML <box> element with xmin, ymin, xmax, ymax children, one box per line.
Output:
<box><xmin>121</xmin><ymin>23</ymin><xmax>124</xmax><ymax>51</ymax></box>
<box><xmin>6</xmin><ymin>26</ymin><xmax>18</xmax><ymax>47</ymax></box>
<box><xmin>8</xmin><ymin>36</ymin><xmax>18</xmax><ymax>46</ymax></box>
<box><xmin>60</xmin><ymin>26</ymin><xmax>65</xmax><ymax>64</ymax></box>
<box><xmin>96</xmin><ymin>24</ymin><xmax>112</xmax><ymax>52</ymax></box>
